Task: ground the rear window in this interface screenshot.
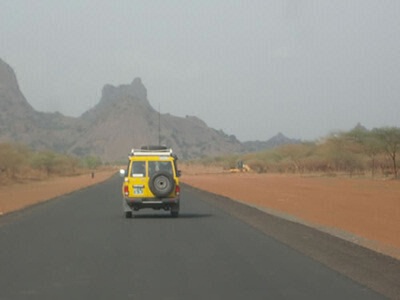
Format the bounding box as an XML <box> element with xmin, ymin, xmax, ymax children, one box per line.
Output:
<box><xmin>148</xmin><ymin>161</ymin><xmax>173</xmax><ymax>177</ymax></box>
<box><xmin>131</xmin><ymin>161</ymin><xmax>145</xmax><ymax>177</ymax></box>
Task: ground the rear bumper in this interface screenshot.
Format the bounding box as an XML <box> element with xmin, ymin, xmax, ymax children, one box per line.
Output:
<box><xmin>124</xmin><ymin>197</ymin><xmax>180</xmax><ymax>211</ymax></box>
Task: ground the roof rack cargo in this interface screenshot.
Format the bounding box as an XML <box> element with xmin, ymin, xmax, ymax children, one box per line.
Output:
<box><xmin>129</xmin><ymin>147</ymin><xmax>173</xmax><ymax>157</ymax></box>
<box><xmin>140</xmin><ymin>145</ymin><xmax>168</xmax><ymax>150</ymax></box>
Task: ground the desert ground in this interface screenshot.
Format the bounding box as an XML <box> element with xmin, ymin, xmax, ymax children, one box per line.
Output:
<box><xmin>1</xmin><ymin>166</ymin><xmax>399</xmax><ymax>260</ymax></box>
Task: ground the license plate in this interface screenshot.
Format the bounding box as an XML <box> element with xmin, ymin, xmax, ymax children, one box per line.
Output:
<box><xmin>133</xmin><ymin>186</ymin><xmax>144</xmax><ymax>194</ymax></box>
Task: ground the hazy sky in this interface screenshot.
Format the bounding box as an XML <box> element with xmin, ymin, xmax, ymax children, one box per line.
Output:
<box><xmin>1</xmin><ymin>1</ymin><xmax>400</xmax><ymax>142</ymax></box>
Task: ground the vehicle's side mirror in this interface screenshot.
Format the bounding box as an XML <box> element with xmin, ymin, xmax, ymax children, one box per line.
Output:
<box><xmin>177</xmin><ymin>170</ymin><xmax>182</xmax><ymax>177</ymax></box>
<box><xmin>119</xmin><ymin>169</ymin><xmax>126</xmax><ymax>177</ymax></box>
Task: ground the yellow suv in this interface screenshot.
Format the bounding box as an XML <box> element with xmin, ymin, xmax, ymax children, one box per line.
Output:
<box><xmin>119</xmin><ymin>146</ymin><xmax>181</xmax><ymax>218</ymax></box>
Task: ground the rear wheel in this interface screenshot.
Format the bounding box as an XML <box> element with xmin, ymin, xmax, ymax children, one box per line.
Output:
<box><xmin>125</xmin><ymin>211</ymin><xmax>132</xmax><ymax>218</ymax></box>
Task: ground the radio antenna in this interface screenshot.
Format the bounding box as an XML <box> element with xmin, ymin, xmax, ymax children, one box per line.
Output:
<box><xmin>158</xmin><ymin>103</ymin><xmax>161</xmax><ymax>145</ymax></box>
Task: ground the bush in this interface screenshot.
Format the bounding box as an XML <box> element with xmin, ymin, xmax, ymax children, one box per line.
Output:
<box><xmin>0</xmin><ymin>143</ymin><xmax>102</xmax><ymax>184</ymax></box>
<box><xmin>0</xmin><ymin>143</ymin><xmax>29</xmax><ymax>179</ymax></box>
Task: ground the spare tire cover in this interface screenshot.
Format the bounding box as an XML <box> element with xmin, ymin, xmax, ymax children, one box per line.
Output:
<box><xmin>149</xmin><ymin>171</ymin><xmax>175</xmax><ymax>198</ymax></box>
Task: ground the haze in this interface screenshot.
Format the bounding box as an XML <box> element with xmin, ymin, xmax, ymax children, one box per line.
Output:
<box><xmin>1</xmin><ymin>1</ymin><xmax>399</xmax><ymax>142</ymax></box>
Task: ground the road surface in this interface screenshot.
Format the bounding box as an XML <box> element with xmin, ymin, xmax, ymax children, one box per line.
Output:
<box><xmin>0</xmin><ymin>175</ymin><xmax>397</xmax><ymax>299</ymax></box>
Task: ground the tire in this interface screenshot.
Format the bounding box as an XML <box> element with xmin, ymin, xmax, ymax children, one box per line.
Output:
<box><xmin>149</xmin><ymin>171</ymin><xmax>175</xmax><ymax>198</ymax></box>
<box><xmin>125</xmin><ymin>211</ymin><xmax>132</xmax><ymax>219</ymax></box>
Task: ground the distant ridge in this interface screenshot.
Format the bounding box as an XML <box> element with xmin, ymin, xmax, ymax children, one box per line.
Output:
<box><xmin>0</xmin><ymin>58</ymin><xmax>301</xmax><ymax>161</ymax></box>
<box><xmin>0</xmin><ymin>58</ymin><xmax>246</xmax><ymax>161</ymax></box>
<box><xmin>242</xmin><ymin>132</ymin><xmax>302</xmax><ymax>153</ymax></box>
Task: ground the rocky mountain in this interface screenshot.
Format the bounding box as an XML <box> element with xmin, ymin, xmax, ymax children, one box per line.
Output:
<box><xmin>69</xmin><ymin>77</ymin><xmax>245</xmax><ymax>161</ymax></box>
<box><xmin>0</xmin><ymin>58</ymin><xmax>303</xmax><ymax>161</ymax></box>
<box><xmin>0</xmin><ymin>58</ymin><xmax>246</xmax><ymax>161</ymax></box>
<box><xmin>0</xmin><ymin>59</ymin><xmax>77</xmax><ymax>152</ymax></box>
<box><xmin>242</xmin><ymin>132</ymin><xmax>302</xmax><ymax>153</ymax></box>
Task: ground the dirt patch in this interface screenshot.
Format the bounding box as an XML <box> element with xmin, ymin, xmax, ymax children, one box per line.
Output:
<box><xmin>0</xmin><ymin>170</ymin><xmax>117</xmax><ymax>216</ymax></box>
<box><xmin>181</xmin><ymin>171</ymin><xmax>400</xmax><ymax>259</ymax></box>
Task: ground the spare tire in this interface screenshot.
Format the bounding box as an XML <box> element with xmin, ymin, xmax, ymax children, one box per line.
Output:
<box><xmin>149</xmin><ymin>171</ymin><xmax>175</xmax><ymax>198</ymax></box>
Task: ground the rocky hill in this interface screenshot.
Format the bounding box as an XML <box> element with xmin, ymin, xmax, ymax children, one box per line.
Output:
<box><xmin>69</xmin><ymin>78</ymin><xmax>245</xmax><ymax>161</ymax></box>
<box><xmin>0</xmin><ymin>59</ymin><xmax>77</xmax><ymax>152</ymax></box>
<box><xmin>0</xmin><ymin>59</ymin><xmax>246</xmax><ymax>161</ymax></box>
<box><xmin>0</xmin><ymin>58</ymin><xmax>303</xmax><ymax>161</ymax></box>
<box><xmin>242</xmin><ymin>132</ymin><xmax>302</xmax><ymax>153</ymax></box>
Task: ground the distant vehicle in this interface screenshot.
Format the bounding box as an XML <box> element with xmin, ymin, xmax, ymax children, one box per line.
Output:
<box><xmin>119</xmin><ymin>146</ymin><xmax>181</xmax><ymax>218</ymax></box>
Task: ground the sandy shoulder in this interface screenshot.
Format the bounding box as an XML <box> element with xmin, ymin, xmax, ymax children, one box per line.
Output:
<box><xmin>0</xmin><ymin>170</ymin><xmax>117</xmax><ymax>216</ymax></box>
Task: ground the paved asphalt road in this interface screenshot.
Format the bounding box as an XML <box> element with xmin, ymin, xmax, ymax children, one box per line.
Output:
<box><xmin>0</xmin><ymin>175</ymin><xmax>397</xmax><ymax>299</ymax></box>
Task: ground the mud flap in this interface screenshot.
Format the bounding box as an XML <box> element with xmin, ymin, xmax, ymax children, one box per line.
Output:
<box><xmin>122</xmin><ymin>198</ymin><xmax>132</xmax><ymax>212</ymax></box>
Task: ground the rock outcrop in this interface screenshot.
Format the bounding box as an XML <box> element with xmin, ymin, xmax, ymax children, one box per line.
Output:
<box><xmin>0</xmin><ymin>59</ymin><xmax>245</xmax><ymax>161</ymax></box>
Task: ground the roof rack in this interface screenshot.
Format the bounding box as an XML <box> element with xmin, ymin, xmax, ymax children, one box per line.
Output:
<box><xmin>129</xmin><ymin>148</ymin><xmax>173</xmax><ymax>157</ymax></box>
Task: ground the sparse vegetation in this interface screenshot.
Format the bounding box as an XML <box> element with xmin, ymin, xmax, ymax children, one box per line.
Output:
<box><xmin>189</xmin><ymin>126</ymin><xmax>400</xmax><ymax>179</ymax></box>
<box><xmin>0</xmin><ymin>143</ymin><xmax>104</xmax><ymax>185</ymax></box>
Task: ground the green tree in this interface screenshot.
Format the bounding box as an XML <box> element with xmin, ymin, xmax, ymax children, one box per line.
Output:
<box><xmin>278</xmin><ymin>143</ymin><xmax>316</xmax><ymax>173</ymax></box>
<box><xmin>31</xmin><ymin>151</ymin><xmax>56</xmax><ymax>176</ymax></box>
<box><xmin>0</xmin><ymin>143</ymin><xmax>29</xmax><ymax>178</ymax></box>
<box><xmin>318</xmin><ymin>133</ymin><xmax>364</xmax><ymax>175</ymax></box>
<box><xmin>82</xmin><ymin>156</ymin><xmax>102</xmax><ymax>169</ymax></box>
<box><xmin>372</xmin><ymin>127</ymin><xmax>400</xmax><ymax>178</ymax></box>
<box><xmin>346</xmin><ymin>127</ymin><xmax>383</xmax><ymax>177</ymax></box>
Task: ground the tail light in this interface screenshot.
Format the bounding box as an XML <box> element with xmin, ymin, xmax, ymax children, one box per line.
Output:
<box><xmin>124</xmin><ymin>185</ymin><xmax>129</xmax><ymax>196</ymax></box>
<box><xmin>175</xmin><ymin>185</ymin><xmax>180</xmax><ymax>196</ymax></box>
